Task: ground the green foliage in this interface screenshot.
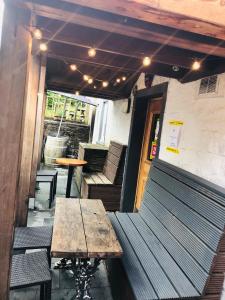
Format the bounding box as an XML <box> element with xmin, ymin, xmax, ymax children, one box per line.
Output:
<box><xmin>45</xmin><ymin>91</ymin><xmax>89</xmax><ymax>124</ymax></box>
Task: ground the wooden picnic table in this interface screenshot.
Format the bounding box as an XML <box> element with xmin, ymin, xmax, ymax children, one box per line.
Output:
<box><xmin>55</xmin><ymin>158</ymin><xmax>87</xmax><ymax>198</ymax></box>
<box><xmin>51</xmin><ymin>198</ymin><xmax>122</xmax><ymax>299</ymax></box>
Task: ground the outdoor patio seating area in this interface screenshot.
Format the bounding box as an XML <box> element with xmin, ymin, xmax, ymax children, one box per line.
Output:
<box><xmin>10</xmin><ymin>167</ymin><xmax>113</xmax><ymax>300</ymax></box>
<box><xmin>1</xmin><ymin>1</ymin><xmax>225</xmax><ymax>300</ymax></box>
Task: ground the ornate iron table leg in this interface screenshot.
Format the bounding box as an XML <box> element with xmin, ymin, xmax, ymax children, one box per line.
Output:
<box><xmin>70</xmin><ymin>258</ymin><xmax>102</xmax><ymax>300</ymax></box>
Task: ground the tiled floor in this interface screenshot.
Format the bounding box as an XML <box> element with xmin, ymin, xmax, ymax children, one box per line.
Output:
<box><xmin>10</xmin><ymin>166</ymin><xmax>113</xmax><ymax>300</ymax></box>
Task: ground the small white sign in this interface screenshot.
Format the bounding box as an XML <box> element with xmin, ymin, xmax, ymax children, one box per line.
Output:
<box><xmin>166</xmin><ymin>120</ymin><xmax>183</xmax><ymax>154</ymax></box>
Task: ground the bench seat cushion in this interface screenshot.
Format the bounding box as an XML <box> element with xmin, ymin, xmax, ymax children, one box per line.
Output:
<box><xmin>83</xmin><ymin>173</ymin><xmax>112</xmax><ymax>185</ymax></box>
<box><xmin>109</xmin><ymin>212</ymin><xmax>200</xmax><ymax>300</ymax></box>
<box><xmin>108</xmin><ymin>160</ymin><xmax>225</xmax><ymax>300</ymax></box>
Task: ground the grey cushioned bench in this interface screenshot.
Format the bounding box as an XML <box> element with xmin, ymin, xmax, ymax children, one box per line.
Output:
<box><xmin>108</xmin><ymin>159</ymin><xmax>225</xmax><ymax>300</ymax></box>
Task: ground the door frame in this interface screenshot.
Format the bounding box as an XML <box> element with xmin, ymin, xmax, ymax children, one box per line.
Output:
<box><xmin>120</xmin><ymin>82</ymin><xmax>168</xmax><ymax>212</ymax></box>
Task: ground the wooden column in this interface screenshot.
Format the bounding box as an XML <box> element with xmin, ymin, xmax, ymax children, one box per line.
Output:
<box><xmin>0</xmin><ymin>4</ymin><xmax>31</xmax><ymax>298</ymax></box>
<box><xmin>15</xmin><ymin>42</ymin><xmax>42</xmax><ymax>226</ymax></box>
<box><xmin>29</xmin><ymin>56</ymin><xmax>47</xmax><ymax>197</ymax></box>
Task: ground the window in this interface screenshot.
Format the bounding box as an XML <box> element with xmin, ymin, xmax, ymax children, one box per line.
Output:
<box><xmin>199</xmin><ymin>75</ymin><xmax>218</xmax><ymax>95</ymax></box>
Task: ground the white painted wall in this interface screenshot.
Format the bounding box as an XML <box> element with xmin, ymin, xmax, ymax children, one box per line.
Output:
<box><xmin>155</xmin><ymin>73</ymin><xmax>225</xmax><ymax>188</ymax></box>
<box><xmin>105</xmin><ymin>73</ymin><xmax>146</xmax><ymax>145</ymax></box>
<box><xmin>105</xmin><ymin>98</ymin><xmax>133</xmax><ymax>145</ymax></box>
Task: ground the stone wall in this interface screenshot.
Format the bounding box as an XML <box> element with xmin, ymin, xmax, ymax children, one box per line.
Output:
<box><xmin>44</xmin><ymin>119</ymin><xmax>90</xmax><ymax>157</ymax></box>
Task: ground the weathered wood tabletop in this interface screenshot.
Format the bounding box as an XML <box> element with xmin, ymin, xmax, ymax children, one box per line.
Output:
<box><xmin>51</xmin><ymin>198</ymin><xmax>123</xmax><ymax>258</ymax></box>
<box><xmin>55</xmin><ymin>158</ymin><xmax>87</xmax><ymax>167</ymax></box>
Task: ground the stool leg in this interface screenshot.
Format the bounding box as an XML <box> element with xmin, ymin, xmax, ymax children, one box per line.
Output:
<box><xmin>40</xmin><ymin>284</ymin><xmax>45</xmax><ymax>300</ymax></box>
<box><xmin>53</xmin><ymin>175</ymin><xmax>56</xmax><ymax>197</ymax></box>
<box><xmin>44</xmin><ymin>281</ymin><xmax>52</xmax><ymax>300</ymax></box>
<box><xmin>47</xmin><ymin>248</ymin><xmax>51</xmax><ymax>267</ymax></box>
<box><xmin>49</xmin><ymin>181</ymin><xmax>54</xmax><ymax>209</ymax></box>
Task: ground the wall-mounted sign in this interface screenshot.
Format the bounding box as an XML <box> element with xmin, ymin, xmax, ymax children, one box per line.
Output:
<box><xmin>166</xmin><ymin>120</ymin><xmax>183</xmax><ymax>154</ymax></box>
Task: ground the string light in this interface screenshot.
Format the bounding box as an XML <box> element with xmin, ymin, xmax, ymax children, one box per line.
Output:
<box><xmin>83</xmin><ymin>74</ymin><xmax>89</xmax><ymax>81</ymax></box>
<box><xmin>70</xmin><ymin>64</ymin><xmax>77</xmax><ymax>71</ymax></box>
<box><xmin>88</xmin><ymin>78</ymin><xmax>93</xmax><ymax>84</ymax></box>
<box><xmin>75</xmin><ymin>91</ymin><xmax>80</xmax><ymax>96</ymax></box>
<box><xmin>192</xmin><ymin>60</ymin><xmax>201</xmax><ymax>71</ymax></box>
<box><xmin>88</xmin><ymin>48</ymin><xmax>96</xmax><ymax>58</ymax></box>
<box><xmin>33</xmin><ymin>28</ymin><xmax>42</xmax><ymax>40</ymax></box>
<box><xmin>122</xmin><ymin>76</ymin><xmax>127</xmax><ymax>81</ymax></box>
<box><xmin>102</xmin><ymin>81</ymin><xmax>109</xmax><ymax>88</ymax></box>
<box><xmin>39</xmin><ymin>43</ymin><xmax>48</xmax><ymax>52</ymax></box>
<box><xmin>116</xmin><ymin>78</ymin><xmax>121</xmax><ymax>83</ymax></box>
<box><xmin>143</xmin><ymin>56</ymin><xmax>151</xmax><ymax>67</ymax></box>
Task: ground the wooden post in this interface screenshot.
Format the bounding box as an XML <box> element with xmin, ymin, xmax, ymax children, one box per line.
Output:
<box><xmin>0</xmin><ymin>3</ymin><xmax>31</xmax><ymax>298</ymax></box>
<box><xmin>16</xmin><ymin>43</ymin><xmax>42</xmax><ymax>226</ymax></box>
<box><xmin>29</xmin><ymin>56</ymin><xmax>47</xmax><ymax>197</ymax></box>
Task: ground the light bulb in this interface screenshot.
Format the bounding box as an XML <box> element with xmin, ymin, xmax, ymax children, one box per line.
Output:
<box><xmin>39</xmin><ymin>43</ymin><xmax>48</xmax><ymax>52</ymax></box>
<box><xmin>83</xmin><ymin>74</ymin><xmax>89</xmax><ymax>81</ymax></box>
<box><xmin>70</xmin><ymin>64</ymin><xmax>77</xmax><ymax>71</ymax></box>
<box><xmin>33</xmin><ymin>28</ymin><xmax>42</xmax><ymax>40</ymax></box>
<box><xmin>122</xmin><ymin>76</ymin><xmax>126</xmax><ymax>81</ymax></box>
<box><xmin>192</xmin><ymin>60</ymin><xmax>201</xmax><ymax>71</ymax></box>
<box><xmin>75</xmin><ymin>91</ymin><xmax>80</xmax><ymax>96</ymax></box>
<box><xmin>88</xmin><ymin>48</ymin><xmax>96</xmax><ymax>57</ymax></box>
<box><xmin>143</xmin><ymin>56</ymin><xmax>151</xmax><ymax>67</ymax></box>
<box><xmin>88</xmin><ymin>78</ymin><xmax>93</xmax><ymax>84</ymax></box>
<box><xmin>116</xmin><ymin>78</ymin><xmax>121</xmax><ymax>83</ymax></box>
<box><xmin>102</xmin><ymin>81</ymin><xmax>109</xmax><ymax>88</ymax></box>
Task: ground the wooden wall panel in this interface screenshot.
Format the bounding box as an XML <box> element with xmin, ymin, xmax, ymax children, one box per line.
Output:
<box><xmin>0</xmin><ymin>4</ymin><xmax>31</xmax><ymax>298</ymax></box>
<box><xmin>29</xmin><ymin>56</ymin><xmax>47</xmax><ymax>197</ymax></box>
<box><xmin>15</xmin><ymin>45</ymin><xmax>41</xmax><ymax>226</ymax></box>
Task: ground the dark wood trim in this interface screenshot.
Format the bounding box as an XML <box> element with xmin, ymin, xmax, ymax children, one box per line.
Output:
<box><xmin>0</xmin><ymin>4</ymin><xmax>31</xmax><ymax>298</ymax></box>
<box><xmin>120</xmin><ymin>82</ymin><xmax>168</xmax><ymax>212</ymax></box>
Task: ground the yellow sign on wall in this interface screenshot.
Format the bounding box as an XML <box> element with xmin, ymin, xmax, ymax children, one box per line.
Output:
<box><xmin>166</xmin><ymin>120</ymin><xmax>184</xmax><ymax>154</ymax></box>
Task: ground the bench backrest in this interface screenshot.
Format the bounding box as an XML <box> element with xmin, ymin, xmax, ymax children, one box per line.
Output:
<box><xmin>103</xmin><ymin>141</ymin><xmax>127</xmax><ymax>185</ymax></box>
<box><xmin>140</xmin><ymin>159</ymin><xmax>225</xmax><ymax>296</ymax></box>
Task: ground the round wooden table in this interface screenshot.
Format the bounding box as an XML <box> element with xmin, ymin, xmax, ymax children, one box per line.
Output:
<box><xmin>55</xmin><ymin>158</ymin><xmax>87</xmax><ymax>198</ymax></box>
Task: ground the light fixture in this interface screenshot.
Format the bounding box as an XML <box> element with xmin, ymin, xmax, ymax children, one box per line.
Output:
<box><xmin>172</xmin><ymin>65</ymin><xmax>180</xmax><ymax>72</ymax></box>
<box><xmin>39</xmin><ymin>43</ymin><xmax>48</xmax><ymax>52</ymax></box>
<box><xmin>88</xmin><ymin>78</ymin><xmax>93</xmax><ymax>84</ymax></box>
<box><xmin>75</xmin><ymin>91</ymin><xmax>80</xmax><ymax>96</ymax></box>
<box><xmin>33</xmin><ymin>28</ymin><xmax>42</xmax><ymax>40</ymax></box>
<box><xmin>122</xmin><ymin>76</ymin><xmax>127</xmax><ymax>81</ymax></box>
<box><xmin>116</xmin><ymin>78</ymin><xmax>121</xmax><ymax>83</ymax></box>
<box><xmin>94</xmin><ymin>85</ymin><xmax>97</xmax><ymax>89</ymax></box>
<box><xmin>83</xmin><ymin>74</ymin><xmax>89</xmax><ymax>81</ymax></box>
<box><xmin>143</xmin><ymin>56</ymin><xmax>151</xmax><ymax>67</ymax></box>
<box><xmin>192</xmin><ymin>60</ymin><xmax>201</xmax><ymax>71</ymax></box>
<box><xmin>88</xmin><ymin>48</ymin><xmax>96</xmax><ymax>58</ymax></box>
<box><xmin>102</xmin><ymin>81</ymin><xmax>109</xmax><ymax>88</ymax></box>
<box><xmin>70</xmin><ymin>64</ymin><xmax>77</xmax><ymax>71</ymax></box>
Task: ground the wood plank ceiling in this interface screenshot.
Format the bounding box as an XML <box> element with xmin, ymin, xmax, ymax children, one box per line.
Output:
<box><xmin>16</xmin><ymin>0</ymin><xmax>225</xmax><ymax>100</ymax></box>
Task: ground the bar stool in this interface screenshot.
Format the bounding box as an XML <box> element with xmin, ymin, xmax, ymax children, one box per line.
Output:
<box><xmin>36</xmin><ymin>175</ymin><xmax>54</xmax><ymax>208</ymax></box>
<box><xmin>37</xmin><ymin>169</ymin><xmax>58</xmax><ymax>196</ymax></box>
<box><xmin>13</xmin><ymin>226</ymin><xmax>53</xmax><ymax>266</ymax></box>
<box><xmin>10</xmin><ymin>251</ymin><xmax>52</xmax><ymax>300</ymax></box>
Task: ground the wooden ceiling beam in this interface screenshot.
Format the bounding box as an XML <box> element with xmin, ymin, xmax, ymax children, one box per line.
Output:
<box><xmin>17</xmin><ymin>0</ymin><xmax>225</xmax><ymax>58</ymax></box>
<box><xmin>62</xmin><ymin>0</ymin><xmax>225</xmax><ymax>40</ymax></box>
<box><xmin>45</xmin><ymin>36</ymin><xmax>195</xmax><ymax>69</ymax></box>
<box><xmin>47</xmin><ymin>81</ymin><xmax>127</xmax><ymax>99</ymax></box>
